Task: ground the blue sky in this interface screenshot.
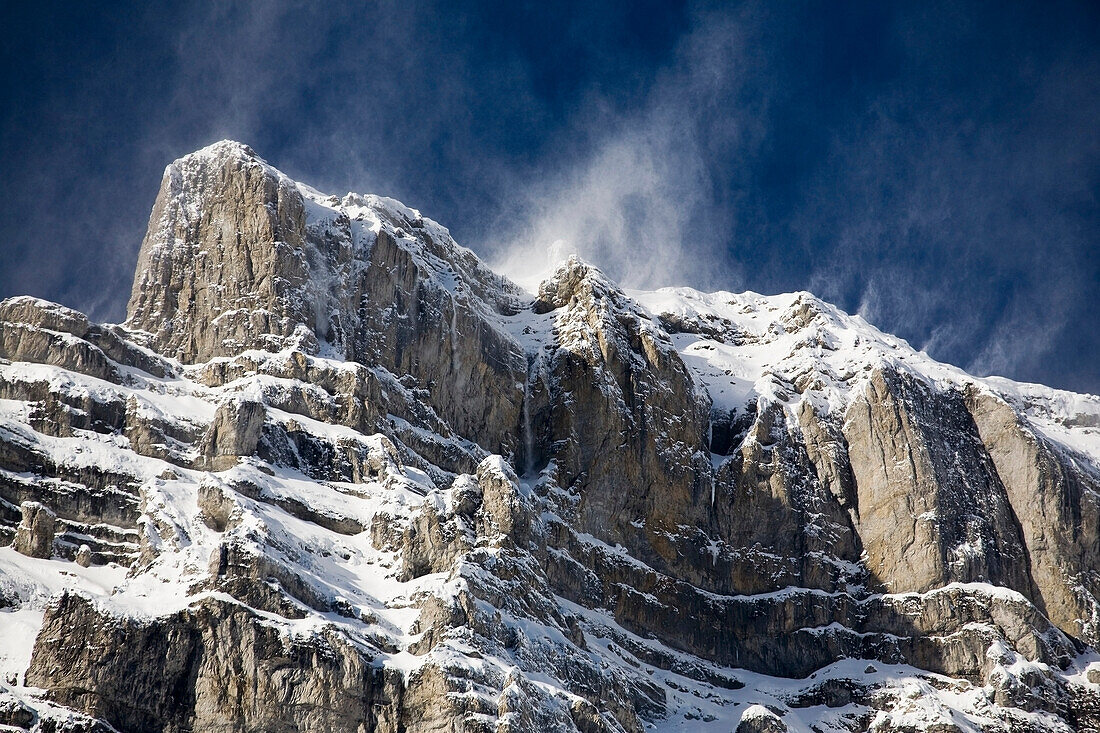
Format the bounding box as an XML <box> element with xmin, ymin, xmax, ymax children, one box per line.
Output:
<box><xmin>2</xmin><ymin>1</ymin><xmax>1098</xmax><ymax>393</ymax></box>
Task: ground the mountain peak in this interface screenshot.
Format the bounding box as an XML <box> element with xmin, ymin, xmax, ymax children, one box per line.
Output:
<box><xmin>183</xmin><ymin>139</ymin><xmax>261</xmax><ymax>165</ymax></box>
<box><xmin>125</xmin><ymin>141</ymin><xmax>312</xmax><ymax>360</ymax></box>
<box><xmin>3</xmin><ymin>143</ymin><xmax>1100</xmax><ymax>732</ymax></box>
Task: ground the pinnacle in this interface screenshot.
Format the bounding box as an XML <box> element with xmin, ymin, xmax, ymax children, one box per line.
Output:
<box><xmin>179</xmin><ymin>139</ymin><xmax>262</xmax><ymax>166</ymax></box>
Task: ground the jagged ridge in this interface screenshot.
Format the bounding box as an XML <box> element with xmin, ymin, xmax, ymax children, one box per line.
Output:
<box><xmin>0</xmin><ymin>141</ymin><xmax>1098</xmax><ymax>733</ymax></box>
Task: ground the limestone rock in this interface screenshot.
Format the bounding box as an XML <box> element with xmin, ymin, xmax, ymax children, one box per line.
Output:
<box><xmin>126</xmin><ymin>142</ymin><xmax>315</xmax><ymax>362</ymax></box>
<box><xmin>2</xmin><ymin>142</ymin><xmax>1099</xmax><ymax>733</ymax></box>
<box><xmin>1086</xmin><ymin>664</ymin><xmax>1100</xmax><ymax>684</ymax></box>
<box><xmin>0</xmin><ymin>320</ymin><xmax>119</xmax><ymax>384</ymax></box>
<box><xmin>736</xmin><ymin>705</ymin><xmax>787</xmax><ymax>733</ymax></box>
<box><xmin>843</xmin><ymin>368</ymin><xmax>1032</xmax><ymax>595</ymax></box>
<box><xmin>196</xmin><ymin>481</ymin><xmax>235</xmax><ymax>532</ymax></box>
<box><xmin>0</xmin><ymin>689</ymin><xmax>35</xmax><ymax>729</ymax></box>
<box><xmin>200</xmin><ymin>398</ymin><xmax>265</xmax><ymax>470</ymax></box>
<box><xmin>531</xmin><ymin>258</ymin><xmax>714</xmax><ymax>583</ymax></box>
<box><xmin>25</xmin><ymin>593</ymin><xmax>403</xmax><ymax>733</ymax></box>
<box><xmin>12</xmin><ymin>501</ymin><xmax>55</xmax><ymax>558</ymax></box>
<box><xmin>125</xmin><ymin>141</ymin><xmax>527</xmax><ymax>457</ymax></box>
<box><xmin>966</xmin><ymin>388</ymin><xmax>1100</xmax><ymax>643</ymax></box>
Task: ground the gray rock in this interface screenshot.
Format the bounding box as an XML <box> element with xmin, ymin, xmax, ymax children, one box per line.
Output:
<box><xmin>0</xmin><ymin>689</ymin><xmax>35</xmax><ymax>729</ymax></box>
<box><xmin>967</xmin><ymin>388</ymin><xmax>1100</xmax><ymax>643</ymax></box>
<box><xmin>843</xmin><ymin>368</ymin><xmax>1032</xmax><ymax>595</ymax></box>
<box><xmin>12</xmin><ymin>500</ymin><xmax>55</xmax><ymax>558</ymax></box>
<box><xmin>200</xmin><ymin>398</ymin><xmax>265</xmax><ymax>470</ymax></box>
<box><xmin>26</xmin><ymin>592</ymin><xmax>403</xmax><ymax>733</ymax></box>
<box><xmin>736</xmin><ymin>705</ymin><xmax>787</xmax><ymax>733</ymax></box>
<box><xmin>1086</xmin><ymin>664</ymin><xmax>1100</xmax><ymax>685</ymax></box>
<box><xmin>196</xmin><ymin>482</ymin><xmax>235</xmax><ymax>532</ymax></box>
<box><xmin>126</xmin><ymin>142</ymin><xmax>316</xmax><ymax>363</ymax></box>
<box><xmin>125</xmin><ymin>141</ymin><xmax>527</xmax><ymax>458</ymax></box>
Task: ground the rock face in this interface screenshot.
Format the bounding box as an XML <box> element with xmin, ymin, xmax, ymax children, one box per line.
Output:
<box><xmin>125</xmin><ymin>141</ymin><xmax>526</xmax><ymax>456</ymax></box>
<box><xmin>12</xmin><ymin>501</ymin><xmax>55</xmax><ymax>558</ymax></box>
<box><xmin>843</xmin><ymin>368</ymin><xmax>1034</xmax><ymax>595</ymax></box>
<box><xmin>1</xmin><ymin>141</ymin><xmax>1099</xmax><ymax>733</ymax></box>
<box><xmin>26</xmin><ymin>593</ymin><xmax>403</xmax><ymax>733</ymax></box>
<box><xmin>529</xmin><ymin>259</ymin><xmax>714</xmax><ymax>580</ymax></box>
<box><xmin>126</xmin><ymin>142</ymin><xmax>315</xmax><ymax>362</ymax></box>
<box><xmin>200</xmin><ymin>398</ymin><xmax>266</xmax><ymax>470</ymax></box>
<box><xmin>966</xmin><ymin>389</ymin><xmax>1100</xmax><ymax>642</ymax></box>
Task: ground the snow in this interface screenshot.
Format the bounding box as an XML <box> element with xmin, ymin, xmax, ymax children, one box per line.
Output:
<box><xmin>630</xmin><ymin>285</ymin><xmax>1100</xmax><ymax>468</ymax></box>
<box><xmin>0</xmin><ymin>548</ymin><xmax>127</xmax><ymax>686</ymax></box>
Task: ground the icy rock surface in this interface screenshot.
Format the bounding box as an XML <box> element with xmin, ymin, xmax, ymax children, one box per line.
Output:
<box><xmin>1</xmin><ymin>141</ymin><xmax>1099</xmax><ymax>732</ymax></box>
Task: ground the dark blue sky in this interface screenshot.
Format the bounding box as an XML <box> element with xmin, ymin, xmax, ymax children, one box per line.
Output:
<box><xmin>2</xmin><ymin>1</ymin><xmax>1098</xmax><ymax>393</ymax></box>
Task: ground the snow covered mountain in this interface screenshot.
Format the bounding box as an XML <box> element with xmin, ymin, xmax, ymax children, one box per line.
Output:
<box><xmin>1</xmin><ymin>140</ymin><xmax>1098</xmax><ymax>732</ymax></box>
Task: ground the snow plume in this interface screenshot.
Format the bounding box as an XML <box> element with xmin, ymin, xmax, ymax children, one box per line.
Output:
<box><xmin>490</xmin><ymin>116</ymin><xmax>728</xmax><ymax>293</ymax></box>
<box><xmin>488</xmin><ymin>10</ymin><xmax>750</xmax><ymax>293</ymax></box>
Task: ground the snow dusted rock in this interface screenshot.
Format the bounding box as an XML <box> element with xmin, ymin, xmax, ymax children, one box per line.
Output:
<box><xmin>0</xmin><ymin>309</ymin><xmax>119</xmax><ymax>384</ymax></box>
<box><xmin>736</xmin><ymin>704</ymin><xmax>787</xmax><ymax>733</ymax></box>
<box><xmin>1</xmin><ymin>142</ymin><xmax>1100</xmax><ymax>732</ymax></box>
<box><xmin>200</xmin><ymin>397</ymin><xmax>266</xmax><ymax>470</ymax></box>
<box><xmin>126</xmin><ymin>141</ymin><xmax>527</xmax><ymax>456</ymax></box>
<box><xmin>530</xmin><ymin>257</ymin><xmax>714</xmax><ymax>579</ymax></box>
<box><xmin>26</xmin><ymin>593</ymin><xmax>405</xmax><ymax>733</ymax></box>
<box><xmin>126</xmin><ymin>141</ymin><xmax>318</xmax><ymax>362</ymax></box>
<box><xmin>12</xmin><ymin>500</ymin><xmax>55</xmax><ymax>558</ymax></box>
<box><xmin>0</xmin><ymin>689</ymin><xmax>35</xmax><ymax>729</ymax></box>
<box><xmin>0</xmin><ymin>296</ymin><xmax>170</xmax><ymax>382</ymax></box>
<box><xmin>195</xmin><ymin>481</ymin><xmax>236</xmax><ymax>532</ymax></box>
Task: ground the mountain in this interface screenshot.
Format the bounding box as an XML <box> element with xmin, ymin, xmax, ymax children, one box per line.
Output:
<box><xmin>0</xmin><ymin>140</ymin><xmax>1098</xmax><ymax>732</ymax></box>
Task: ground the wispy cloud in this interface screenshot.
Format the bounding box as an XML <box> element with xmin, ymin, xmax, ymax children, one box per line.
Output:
<box><xmin>486</xmin><ymin>7</ymin><xmax>757</xmax><ymax>292</ymax></box>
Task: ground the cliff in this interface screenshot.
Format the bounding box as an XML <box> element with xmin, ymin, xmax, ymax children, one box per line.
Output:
<box><xmin>1</xmin><ymin>142</ymin><xmax>1098</xmax><ymax>732</ymax></box>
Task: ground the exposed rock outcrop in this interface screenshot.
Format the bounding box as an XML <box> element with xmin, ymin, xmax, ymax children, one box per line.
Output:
<box><xmin>200</xmin><ymin>398</ymin><xmax>266</xmax><ymax>470</ymax></box>
<box><xmin>26</xmin><ymin>593</ymin><xmax>404</xmax><ymax>733</ymax></box>
<box><xmin>126</xmin><ymin>142</ymin><xmax>316</xmax><ymax>362</ymax></box>
<box><xmin>1</xmin><ymin>142</ymin><xmax>1098</xmax><ymax>733</ymax></box>
<box><xmin>844</xmin><ymin>368</ymin><xmax>1033</xmax><ymax>595</ymax></box>
<box><xmin>966</xmin><ymin>388</ymin><xmax>1100</xmax><ymax>642</ymax></box>
<box><xmin>530</xmin><ymin>259</ymin><xmax>715</xmax><ymax>582</ymax></box>
<box><xmin>125</xmin><ymin>141</ymin><xmax>527</xmax><ymax>456</ymax></box>
<box><xmin>12</xmin><ymin>500</ymin><xmax>55</xmax><ymax>558</ymax></box>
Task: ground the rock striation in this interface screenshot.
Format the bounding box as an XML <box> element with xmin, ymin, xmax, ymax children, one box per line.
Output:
<box><xmin>1</xmin><ymin>141</ymin><xmax>1098</xmax><ymax>732</ymax></box>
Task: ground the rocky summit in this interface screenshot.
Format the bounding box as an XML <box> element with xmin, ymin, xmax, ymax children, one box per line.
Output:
<box><xmin>1</xmin><ymin>140</ymin><xmax>1098</xmax><ymax>732</ymax></box>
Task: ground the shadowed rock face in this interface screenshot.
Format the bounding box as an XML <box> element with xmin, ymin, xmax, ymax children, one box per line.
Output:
<box><xmin>844</xmin><ymin>368</ymin><xmax>1035</xmax><ymax>595</ymax></box>
<box><xmin>530</xmin><ymin>259</ymin><xmax>716</xmax><ymax>580</ymax></box>
<box><xmin>2</xmin><ymin>142</ymin><xmax>1099</xmax><ymax>733</ymax></box>
<box><xmin>26</xmin><ymin>593</ymin><xmax>404</xmax><ymax>733</ymax></box>
<box><xmin>966</xmin><ymin>389</ymin><xmax>1100</xmax><ymax>641</ymax></box>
